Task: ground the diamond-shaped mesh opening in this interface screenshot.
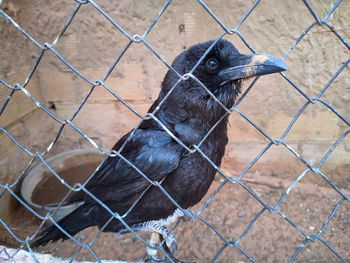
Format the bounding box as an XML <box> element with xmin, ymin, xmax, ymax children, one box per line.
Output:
<box><xmin>239</xmin><ymin>0</ymin><xmax>316</xmax><ymax>56</ymax></box>
<box><xmin>285</xmin><ymin>27</ymin><xmax>349</xmax><ymax>98</ymax></box>
<box><xmin>278</xmin><ymin>175</ymin><xmax>343</xmax><ymax>236</ymax></box>
<box><xmin>0</xmin><ymin>0</ymin><xmax>349</xmax><ymax>262</ymax></box>
<box><xmin>238</xmin><ymin>211</ymin><xmax>304</xmax><ymax>262</ymax></box>
<box><xmin>52</xmin><ymin>4</ymin><xmax>132</xmax><ymax>73</ymax></box>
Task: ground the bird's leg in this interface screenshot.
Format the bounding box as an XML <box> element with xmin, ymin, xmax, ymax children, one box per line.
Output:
<box><xmin>134</xmin><ymin>209</ymin><xmax>188</xmax><ymax>262</ymax></box>
<box><xmin>154</xmin><ymin>223</ymin><xmax>177</xmax><ymax>253</ymax></box>
<box><xmin>145</xmin><ymin>228</ymin><xmax>177</xmax><ymax>262</ymax></box>
<box><xmin>142</xmin><ymin>222</ymin><xmax>177</xmax><ymax>256</ymax></box>
<box><xmin>132</xmin><ymin>221</ymin><xmax>177</xmax><ymax>261</ymax></box>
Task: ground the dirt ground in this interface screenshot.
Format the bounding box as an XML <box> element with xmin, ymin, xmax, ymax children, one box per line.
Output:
<box><xmin>1</xmin><ymin>177</ymin><xmax>349</xmax><ymax>263</ymax></box>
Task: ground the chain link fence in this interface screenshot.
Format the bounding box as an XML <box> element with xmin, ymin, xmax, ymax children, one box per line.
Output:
<box><xmin>0</xmin><ymin>0</ymin><xmax>349</xmax><ymax>262</ymax></box>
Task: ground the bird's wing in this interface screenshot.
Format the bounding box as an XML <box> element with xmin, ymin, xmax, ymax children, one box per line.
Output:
<box><xmin>70</xmin><ymin>128</ymin><xmax>183</xmax><ymax>204</ymax></box>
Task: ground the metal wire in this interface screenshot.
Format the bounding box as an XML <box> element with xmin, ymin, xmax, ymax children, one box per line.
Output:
<box><xmin>0</xmin><ymin>0</ymin><xmax>349</xmax><ymax>262</ymax></box>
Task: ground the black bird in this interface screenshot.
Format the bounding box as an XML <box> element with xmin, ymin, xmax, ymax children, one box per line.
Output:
<box><xmin>32</xmin><ymin>39</ymin><xmax>287</xmax><ymax>259</ymax></box>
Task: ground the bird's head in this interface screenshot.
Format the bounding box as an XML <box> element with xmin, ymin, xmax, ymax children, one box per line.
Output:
<box><xmin>160</xmin><ymin>39</ymin><xmax>287</xmax><ymax>120</ymax></box>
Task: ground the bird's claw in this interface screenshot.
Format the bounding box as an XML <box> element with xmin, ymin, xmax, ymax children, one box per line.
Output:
<box><xmin>162</xmin><ymin>230</ymin><xmax>177</xmax><ymax>254</ymax></box>
<box><xmin>171</xmin><ymin>239</ymin><xmax>177</xmax><ymax>253</ymax></box>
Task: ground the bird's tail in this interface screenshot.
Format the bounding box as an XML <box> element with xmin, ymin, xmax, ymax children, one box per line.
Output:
<box><xmin>31</xmin><ymin>205</ymin><xmax>91</xmax><ymax>248</ymax></box>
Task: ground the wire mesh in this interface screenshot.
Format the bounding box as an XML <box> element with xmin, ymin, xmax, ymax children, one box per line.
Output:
<box><xmin>0</xmin><ymin>0</ymin><xmax>349</xmax><ymax>262</ymax></box>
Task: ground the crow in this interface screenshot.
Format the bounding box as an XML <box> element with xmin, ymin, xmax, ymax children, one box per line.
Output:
<box><xmin>31</xmin><ymin>39</ymin><xmax>287</xmax><ymax>260</ymax></box>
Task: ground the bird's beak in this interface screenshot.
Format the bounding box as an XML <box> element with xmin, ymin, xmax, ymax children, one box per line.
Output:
<box><xmin>219</xmin><ymin>53</ymin><xmax>288</xmax><ymax>82</ymax></box>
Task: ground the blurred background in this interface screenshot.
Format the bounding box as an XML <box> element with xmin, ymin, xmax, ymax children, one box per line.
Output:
<box><xmin>0</xmin><ymin>0</ymin><xmax>349</xmax><ymax>262</ymax></box>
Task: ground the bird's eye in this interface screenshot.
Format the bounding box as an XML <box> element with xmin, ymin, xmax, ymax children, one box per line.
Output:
<box><xmin>205</xmin><ymin>58</ymin><xmax>219</xmax><ymax>71</ymax></box>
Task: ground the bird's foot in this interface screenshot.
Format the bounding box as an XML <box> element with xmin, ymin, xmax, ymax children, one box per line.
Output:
<box><xmin>139</xmin><ymin>234</ymin><xmax>194</xmax><ymax>263</ymax></box>
<box><xmin>153</xmin><ymin>225</ymin><xmax>177</xmax><ymax>254</ymax></box>
<box><xmin>158</xmin><ymin>230</ymin><xmax>177</xmax><ymax>255</ymax></box>
<box><xmin>145</xmin><ymin>229</ymin><xmax>177</xmax><ymax>261</ymax></box>
<box><xmin>132</xmin><ymin>221</ymin><xmax>178</xmax><ymax>255</ymax></box>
